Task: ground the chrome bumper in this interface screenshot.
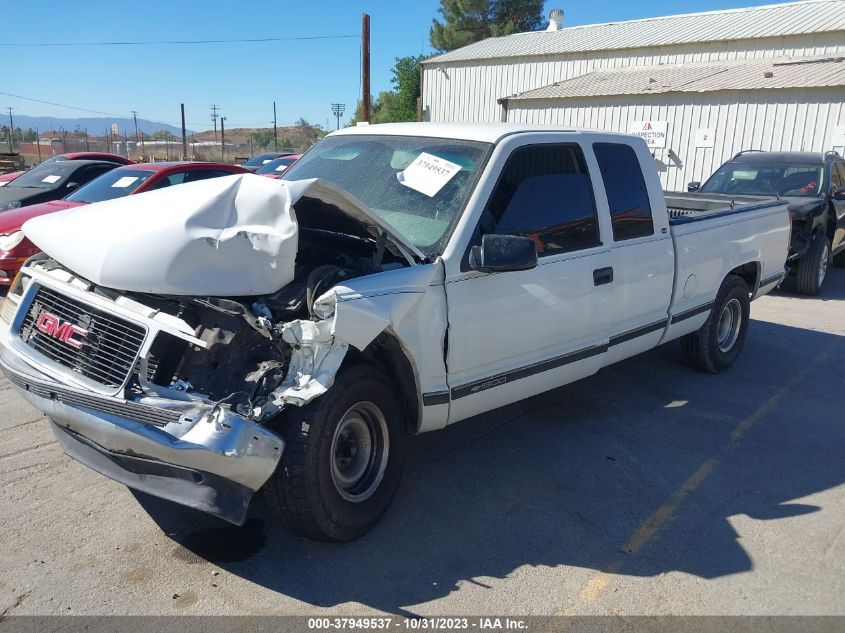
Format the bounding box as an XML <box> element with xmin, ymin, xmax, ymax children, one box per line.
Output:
<box><xmin>0</xmin><ymin>346</ymin><xmax>284</xmax><ymax>525</ymax></box>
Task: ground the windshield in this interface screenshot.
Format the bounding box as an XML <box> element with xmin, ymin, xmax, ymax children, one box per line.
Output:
<box><xmin>256</xmin><ymin>156</ymin><xmax>298</xmax><ymax>174</ymax></box>
<box><xmin>8</xmin><ymin>162</ymin><xmax>77</xmax><ymax>189</ymax></box>
<box><xmin>66</xmin><ymin>168</ymin><xmax>154</xmax><ymax>203</ymax></box>
<box><xmin>702</xmin><ymin>162</ymin><xmax>825</xmax><ymax>197</ymax></box>
<box><xmin>282</xmin><ymin>135</ymin><xmax>491</xmax><ymax>254</ymax></box>
<box><xmin>243</xmin><ymin>153</ymin><xmax>285</xmax><ymax>167</ymax></box>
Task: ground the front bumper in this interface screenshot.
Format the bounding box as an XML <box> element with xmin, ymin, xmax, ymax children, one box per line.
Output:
<box><xmin>0</xmin><ymin>346</ymin><xmax>284</xmax><ymax>525</ymax></box>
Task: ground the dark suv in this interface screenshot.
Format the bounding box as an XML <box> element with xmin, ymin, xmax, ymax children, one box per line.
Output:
<box><xmin>690</xmin><ymin>151</ymin><xmax>845</xmax><ymax>295</ymax></box>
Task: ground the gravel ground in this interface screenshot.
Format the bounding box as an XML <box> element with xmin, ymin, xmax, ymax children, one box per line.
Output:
<box><xmin>1</xmin><ymin>272</ymin><xmax>843</xmax><ymax>617</ymax></box>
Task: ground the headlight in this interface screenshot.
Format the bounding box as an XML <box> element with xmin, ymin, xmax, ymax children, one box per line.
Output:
<box><xmin>0</xmin><ymin>200</ymin><xmax>22</xmax><ymax>211</ymax></box>
<box><xmin>0</xmin><ymin>231</ymin><xmax>26</xmax><ymax>252</ymax></box>
<box><xmin>312</xmin><ymin>294</ymin><xmax>337</xmax><ymax>320</ymax></box>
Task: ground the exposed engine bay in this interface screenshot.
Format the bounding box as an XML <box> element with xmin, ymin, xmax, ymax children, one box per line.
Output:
<box><xmin>109</xmin><ymin>225</ymin><xmax>409</xmax><ymax>422</ymax></box>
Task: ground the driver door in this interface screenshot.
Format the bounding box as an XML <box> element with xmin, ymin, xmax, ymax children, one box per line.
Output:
<box><xmin>444</xmin><ymin>138</ymin><xmax>614</xmax><ymax>424</ymax></box>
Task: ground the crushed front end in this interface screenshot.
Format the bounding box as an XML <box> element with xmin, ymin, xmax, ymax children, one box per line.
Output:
<box><xmin>0</xmin><ymin>261</ymin><xmax>291</xmax><ymax>524</ymax></box>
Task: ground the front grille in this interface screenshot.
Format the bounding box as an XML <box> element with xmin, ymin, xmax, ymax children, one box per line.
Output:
<box><xmin>19</xmin><ymin>286</ymin><xmax>146</xmax><ymax>389</ymax></box>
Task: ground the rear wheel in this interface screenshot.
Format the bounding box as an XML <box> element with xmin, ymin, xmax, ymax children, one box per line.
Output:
<box><xmin>796</xmin><ymin>232</ymin><xmax>830</xmax><ymax>295</ymax></box>
<box><xmin>681</xmin><ymin>275</ymin><xmax>750</xmax><ymax>374</ymax></box>
<box><xmin>264</xmin><ymin>363</ymin><xmax>406</xmax><ymax>542</ymax></box>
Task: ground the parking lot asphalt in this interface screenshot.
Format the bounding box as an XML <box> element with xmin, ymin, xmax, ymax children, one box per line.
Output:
<box><xmin>1</xmin><ymin>272</ymin><xmax>844</xmax><ymax>617</ymax></box>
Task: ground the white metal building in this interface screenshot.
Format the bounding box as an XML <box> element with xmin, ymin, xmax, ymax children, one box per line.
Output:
<box><xmin>420</xmin><ymin>0</ymin><xmax>845</xmax><ymax>188</ymax></box>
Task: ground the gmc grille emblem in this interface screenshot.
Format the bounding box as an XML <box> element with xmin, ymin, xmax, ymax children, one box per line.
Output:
<box><xmin>35</xmin><ymin>311</ymin><xmax>88</xmax><ymax>350</ymax></box>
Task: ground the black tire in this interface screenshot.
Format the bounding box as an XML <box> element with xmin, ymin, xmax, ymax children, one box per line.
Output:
<box><xmin>263</xmin><ymin>363</ymin><xmax>406</xmax><ymax>542</ymax></box>
<box><xmin>795</xmin><ymin>232</ymin><xmax>830</xmax><ymax>295</ymax></box>
<box><xmin>681</xmin><ymin>275</ymin><xmax>750</xmax><ymax>374</ymax></box>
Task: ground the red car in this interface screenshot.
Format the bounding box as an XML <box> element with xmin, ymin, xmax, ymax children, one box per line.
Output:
<box><xmin>0</xmin><ymin>152</ymin><xmax>133</xmax><ymax>187</ymax></box>
<box><xmin>0</xmin><ymin>161</ymin><xmax>247</xmax><ymax>290</ymax></box>
<box><xmin>256</xmin><ymin>154</ymin><xmax>302</xmax><ymax>179</ymax></box>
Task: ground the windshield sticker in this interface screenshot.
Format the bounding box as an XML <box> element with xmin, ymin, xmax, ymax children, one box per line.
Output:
<box><xmin>41</xmin><ymin>175</ymin><xmax>61</xmax><ymax>184</ymax></box>
<box><xmin>275</xmin><ymin>165</ymin><xmax>289</xmax><ymax>172</ymax></box>
<box><xmin>111</xmin><ymin>176</ymin><xmax>139</xmax><ymax>188</ymax></box>
<box><xmin>397</xmin><ymin>152</ymin><xmax>462</xmax><ymax>197</ymax></box>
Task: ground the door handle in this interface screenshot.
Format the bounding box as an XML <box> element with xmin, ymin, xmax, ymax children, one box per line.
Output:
<box><xmin>593</xmin><ymin>267</ymin><xmax>614</xmax><ymax>286</ymax></box>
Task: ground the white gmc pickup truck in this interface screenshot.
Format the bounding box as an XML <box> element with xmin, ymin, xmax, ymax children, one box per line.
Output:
<box><xmin>0</xmin><ymin>124</ymin><xmax>790</xmax><ymax>541</ymax></box>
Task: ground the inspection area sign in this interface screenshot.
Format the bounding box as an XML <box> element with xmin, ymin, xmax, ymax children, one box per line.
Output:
<box><xmin>629</xmin><ymin>120</ymin><xmax>668</xmax><ymax>149</ymax></box>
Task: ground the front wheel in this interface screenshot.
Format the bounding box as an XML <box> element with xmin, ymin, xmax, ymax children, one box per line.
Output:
<box><xmin>681</xmin><ymin>274</ymin><xmax>750</xmax><ymax>374</ymax></box>
<box><xmin>264</xmin><ymin>363</ymin><xmax>406</xmax><ymax>542</ymax></box>
<box><xmin>796</xmin><ymin>232</ymin><xmax>830</xmax><ymax>295</ymax></box>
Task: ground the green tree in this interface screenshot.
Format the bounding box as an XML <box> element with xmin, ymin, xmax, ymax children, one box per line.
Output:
<box><xmin>347</xmin><ymin>55</ymin><xmax>423</xmax><ymax>126</ymax></box>
<box><xmin>152</xmin><ymin>129</ymin><xmax>176</xmax><ymax>141</ymax></box>
<box><xmin>430</xmin><ymin>0</ymin><xmax>545</xmax><ymax>52</ymax></box>
<box><xmin>250</xmin><ymin>128</ymin><xmax>275</xmax><ymax>150</ymax></box>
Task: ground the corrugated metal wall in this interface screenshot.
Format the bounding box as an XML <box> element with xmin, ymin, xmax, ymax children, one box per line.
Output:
<box><xmin>505</xmin><ymin>88</ymin><xmax>845</xmax><ymax>190</ymax></box>
<box><xmin>421</xmin><ymin>33</ymin><xmax>845</xmax><ymax>123</ymax></box>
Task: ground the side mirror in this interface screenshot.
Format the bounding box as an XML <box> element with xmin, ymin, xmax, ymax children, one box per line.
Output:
<box><xmin>469</xmin><ymin>234</ymin><xmax>537</xmax><ymax>274</ymax></box>
<box><xmin>687</xmin><ymin>181</ymin><xmax>701</xmax><ymax>192</ymax></box>
<box><xmin>833</xmin><ymin>187</ymin><xmax>845</xmax><ymax>201</ymax></box>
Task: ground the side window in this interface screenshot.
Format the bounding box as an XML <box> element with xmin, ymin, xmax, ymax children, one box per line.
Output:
<box><xmin>147</xmin><ymin>171</ymin><xmax>187</xmax><ymax>191</ymax></box>
<box><xmin>76</xmin><ymin>165</ymin><xmax>112</xmax><ymax>186</ymax></box>
<box><xmin>486</xmin><ymin>144</ymin><xmax>599</xmax><ymax>256</ymax></box>
<box><xmin>593</xmin><ymin>143</ymin><xmax>655</xmax><ymax>241</ymax></box>
<box><xmin>833</xmin><ymin>162</ymin><xmax>845</xmax><ymax>190</ymax></box>
<box><xmin>182</xmin><ymin>169</ymin><xmax>234</xmax><ymax>183</ymax></box>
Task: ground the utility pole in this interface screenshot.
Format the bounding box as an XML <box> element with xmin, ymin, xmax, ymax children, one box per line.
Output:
<box><xmin>6</xmin><ymin>107</ymin><xmax>14</xmax><ymax>152</ymax></box>
<box><xmin>60</xmin><ymin>127</ymin><xmax>67</xmax><ymax>153</ymax></box>
<box><xmin>220</xmin><ymin>116</ymin><xmax>226</xmax><ymax>162</ymax></box>
<box><xmin>36</xmin><ymin>127</ymin><xmax>42</xmax><ymax>162</ymax></box>
<box><xmin>361</xmin><ymin>13</ymin><xmax>371</xmax><ymax>123</ymax></box>
<box><xmin>331</xmin><ymin>103</ymin><xmax>346</xmax><ymax>131</ymax></box>
<box><xmin>105</xmin><ymin>129</ymin><xmax>110</xmax><ymax>153</ymax></box>
<box><xmin>180</xmin><ymin>103</ymin><xmax>188</xmax><ymax>161</ymax></box>
<box><xmin>210</xmin><ymin>104</ymin><xmax>219</xmax><ymax>145</ymax></box>
<box><xmin>123</xmin><ymin>130</ymin><xmax>129</xmax><ymax>158</ymax></box>
<box><xmin>84</xmin><ymin>127</ymin><xmax>90</xmax><ymax>151</ymax></box>
<box><xmin>131</xmin><ymin>110</ymin><xmax>141</xmax><ymax>161</ymax></box>
<box><xmin>273</xmin><ymin>101</ymin><xmax>278</xmax><ymax>151</ymax></box>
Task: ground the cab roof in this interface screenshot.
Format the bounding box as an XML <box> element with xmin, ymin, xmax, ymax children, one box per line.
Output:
<box><xmin>328</xmin><ymin>122</ymin><xmax>635</xmax><ymax>145</ymax></box>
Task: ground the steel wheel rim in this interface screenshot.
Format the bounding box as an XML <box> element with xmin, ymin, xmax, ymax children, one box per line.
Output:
<box><xmin>717</xmin><ymin>298</ymin><xmax>742</xmax><ymax>353</ymax></box>
<box><xmin>818</xmin><ymin>242</ymin><xmax>829</xmax><ymax>287</ymax></box>
<box><xmin>330</xmin><ymin>401</ymin><xmax>389</xmax><ymax>502</ymax></box>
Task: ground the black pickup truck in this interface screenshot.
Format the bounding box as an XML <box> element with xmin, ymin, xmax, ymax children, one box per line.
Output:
<box><xmin>690</xmin><ymin>150</ymin><xmax>845</xmax><ymax>295</ymax></box>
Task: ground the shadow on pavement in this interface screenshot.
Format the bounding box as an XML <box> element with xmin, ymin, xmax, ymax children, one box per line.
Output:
<box><xmin>134</xmin><ymin>273</ymin><xmax>845</xmax><ymax>615</ymax></box>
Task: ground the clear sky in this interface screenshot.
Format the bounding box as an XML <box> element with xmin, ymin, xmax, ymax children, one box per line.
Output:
<box><xmin>3</xmin><ymin>0</ymin><xmax>783</xmax><ymax>132</ymax></box>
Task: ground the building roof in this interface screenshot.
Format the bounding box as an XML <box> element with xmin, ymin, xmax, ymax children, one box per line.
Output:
<box><xmin>424</xmin><ymin>0</ymin><xmax>845</xmax><ymax>64</ymax></box>
<box><xmin>505</xmin><ymin>56</ymin><xmax>845</xmax><ymax>101</ymax></box>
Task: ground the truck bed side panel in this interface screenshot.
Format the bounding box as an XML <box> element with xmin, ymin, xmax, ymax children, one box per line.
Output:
<box><xmin>662</xmin><ymin>204</ymin><xmax>790</xmax><ymax>343</ymax></box>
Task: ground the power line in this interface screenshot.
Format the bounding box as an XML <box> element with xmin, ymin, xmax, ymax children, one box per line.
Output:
<box><xmin>1</xmin><ymin>90</ymin><xmax>310</xmax><ymax>132</ymax></box>
<box><xmin>0</xmin><ymin>34</ymin><xmax>358</xmax><ymax>47</ymax></box>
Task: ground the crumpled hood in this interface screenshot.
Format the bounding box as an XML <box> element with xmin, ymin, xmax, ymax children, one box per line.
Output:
<box><xmin>23</xmin><ymin>174</ymin><xmax>422</xmax><ymax>297</ymax></box>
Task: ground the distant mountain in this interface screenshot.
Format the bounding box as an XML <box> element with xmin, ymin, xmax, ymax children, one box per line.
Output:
<box><xmin>8</xmin><ymin>115</ymin><xmax>193</xmax><ymax>137</ymax></box>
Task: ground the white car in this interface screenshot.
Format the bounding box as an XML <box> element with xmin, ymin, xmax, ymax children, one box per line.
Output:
<box><xmin>0</xmin><ymin>123</ymin><xmax>790</xmax><ymax>542</ymax></box>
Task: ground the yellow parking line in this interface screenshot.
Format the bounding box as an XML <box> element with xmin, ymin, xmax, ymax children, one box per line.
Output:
<box><xmin>568</xmin><ymin>347</ymin><xmax>832</xmax><ymax>609</ymax></box>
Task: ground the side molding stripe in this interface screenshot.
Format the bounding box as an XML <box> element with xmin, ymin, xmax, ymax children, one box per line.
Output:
<box><xmin>422</xmin><ymin>391</ymin><xmax>450</xmax><ymax>406</ymax></box>
<box><xmin>670</xmin><ymin>302</ymin><xmax>715</xmax><ymax>324</ymax></box>
<box><xmin>608</xmin><ymin>320</ymin><xmax>667</xmax><ymax>347</ymax></box>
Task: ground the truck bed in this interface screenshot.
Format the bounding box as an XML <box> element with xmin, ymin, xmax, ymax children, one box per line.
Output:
<box><xmin>665</xmin><ymin>192</ymin><xmax>784</xmax><ymax>224</ymax></box>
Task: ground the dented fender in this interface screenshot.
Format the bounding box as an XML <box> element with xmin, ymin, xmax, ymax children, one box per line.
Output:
<box><xmin>271</xmin><ymin>263</ymin><xmax>448</xmax><ymax>428</ymax></box>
